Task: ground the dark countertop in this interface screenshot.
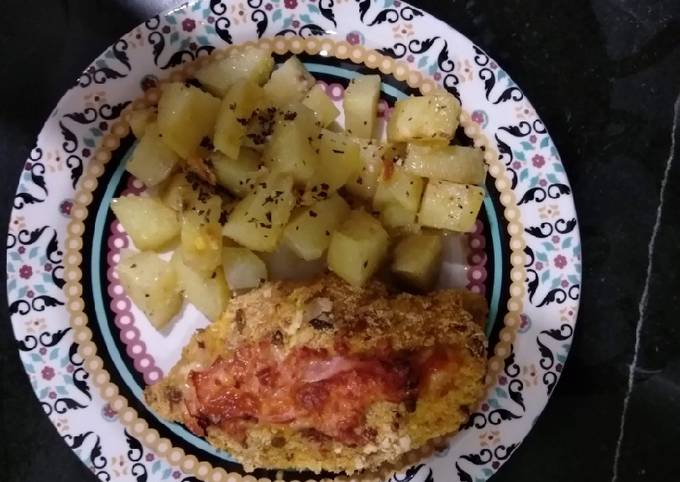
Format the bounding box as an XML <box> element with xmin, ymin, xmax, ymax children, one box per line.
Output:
<box><xmin>1</xmin><ymin>1</ymin><xmax>679</xmax><ymax>481</ymax></box>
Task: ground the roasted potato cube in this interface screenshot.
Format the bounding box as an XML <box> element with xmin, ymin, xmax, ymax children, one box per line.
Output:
<box><xmin>261</xmin><ymin>243</ymin><xmax>326</xmax><ymax>281</ymax></box>
<box><xmin>214</xmin><ymin>80</ymin><xmax>264</xmax><ymax>159</ymax></box>
<box><xmin>282</xmin><ymin>195</ymin><xmax>351</xmax><ymax>261</ymax></box>
<box><xmin>180</xmin><ymin>192</ymin><xmax>222</xmax><ymax>274</ymax></box>
<box><xmin>264</xmin><ymin>109</ymin><xmax>320</xmax><ymax>184</ymax></box>
<box><xmin>171</xmin><ymin>251</ymin><xmax>230</xmax><ymax>321</ymax></box>
<box><xmin>343</xmin><ymin>74</ymin><xmax>380</xmax><ymax>138</ymax></box>
<box><xmin>222</xmin><ymin>246</ymin><xmax>268</xmax><ymax>290</ymax></box>
<box><xmin>306</xmin><ymin>129</ymin><xmax>361</xmax><ymax>200</ymax></box>
<box><xmin>391</xmin><ymin>233</ymin><xmax>443</xmax><ymax>290</ymax></box>
<box><xmin>418</xmin><ymin>181</ymin><xmax>485</xmax><ymax>232</ymax></box>
<box><xmin>327</xmin><ymin>210</ymin><xmax>389</xmax><ymax>287</ymax></box>
<box><xmin>222</xmin><ymin>174</ymin><xmax>295</xmax><ymax>252</ymax></box>
<box><xmin>126</xmin><ymin>123</ymin><xmax>179</xmax><ymax>187</ymax></box>
<box><xmin>302</xmin><ymin>84</ymin><xmax>339</xmax><ymax>127</ymax></box>
<box><xmin>387</xmin><ymin>92</ymin><xmax>461</xmax><ymax>143</ymax></box>
<box><xmin>118</xmin><ymin>251</ymin><xmax>182</xmax><ymax>328</ymax></box>
<box><xmin>212</xmin><ymin>148</ymin><xmax>264</xmax><ymax>197</ymax></box>
<box><xmin>111</xmin><ymin>196</ymin><xmax>179</xmax><ymax>250</ymax></box>
<box><xmin>379</xmin><ymin>203</ymin><xmax>419</xmax><ymax>233</ymax></box>
<box><xmin>404</xmin><ymin>143</ymin><xmax>486</xmax><ymax>184</ymax></box>
<box><xmin>128</xmin><ymin>107</ymin><xmax>156</xmax><ymax>139</ymax></box>
<box><xmin>157</xmin><ymin>82</ymin><xmax>220</xmax><ymax>159</ymax></box>
<box><xmin>194</xmin><ymin>46</ymin><xmax>274</xmax><ymax>97</ymax></box>
<box><xmin>263</xmin><ymin>56</ymin><xmax>315</xmax><ymax>106</ymax></box>
<box><xmin>345</xmin><ymin>140</ymin><xmax>385</xmax><ymax>200</ymax></box>
<box><xmin>374</xmin><ymin>166</ymin><xmax>425</xmax><ymax>213</ymax></box>
<box><xmin>160</xmin><ymin>172</ymin><xmax>192</xmax><ymax>211</ymax></box>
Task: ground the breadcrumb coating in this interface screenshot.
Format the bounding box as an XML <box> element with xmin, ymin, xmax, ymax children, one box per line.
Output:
<box><xmin>145</xmin><ymin>274</ymin><xmax>487</xmax><ymax>474</ymax></box>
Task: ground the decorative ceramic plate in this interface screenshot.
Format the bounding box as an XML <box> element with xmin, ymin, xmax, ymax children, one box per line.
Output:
<box><xmin>6</xmin><ymin>1</ymin><xmax>581</xmax><ymax>481</ymax></box>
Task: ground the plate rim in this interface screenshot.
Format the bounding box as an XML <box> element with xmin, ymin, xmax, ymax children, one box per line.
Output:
<box><xmin>63</xmin><ymin>36</ymin><xmax>527</xmax><ymax>481</ymax></box>
<box><xmin>5</xmin><ymin>1</ymin><xmax>582</xmax><ymax>480</ymax></box>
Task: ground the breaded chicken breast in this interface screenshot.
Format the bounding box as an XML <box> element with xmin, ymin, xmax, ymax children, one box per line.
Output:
<box><xmin>145</xmin><ymin>274</ymin><xmax>487</xmax><ymax>474</ymax></box>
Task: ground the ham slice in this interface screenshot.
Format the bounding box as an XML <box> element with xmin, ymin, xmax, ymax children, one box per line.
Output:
<box><xmin>185</xmin><ymin>341</ymin><xmax>457</xmax><ymax>445</ymax></box>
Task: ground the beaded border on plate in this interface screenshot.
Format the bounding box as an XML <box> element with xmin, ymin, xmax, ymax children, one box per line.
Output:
<box><xmin>62</xmin><ymin>36</ymin><xmax>526</xmax><ymax>482</ymax></box>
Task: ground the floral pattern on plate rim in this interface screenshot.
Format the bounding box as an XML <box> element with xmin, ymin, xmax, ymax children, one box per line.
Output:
<box><xmin>6</xmin><ymin>1</ymin><xmax>581</xmax><ymax>481</ymax></box>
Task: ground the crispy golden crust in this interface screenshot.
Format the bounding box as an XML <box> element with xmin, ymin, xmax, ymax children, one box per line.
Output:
<box><xmin>145</xmin><ymin>274</ymin><xmax>487</xmax><ymax>474</ymax></box>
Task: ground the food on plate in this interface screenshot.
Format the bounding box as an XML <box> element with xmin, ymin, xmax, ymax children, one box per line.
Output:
<box><xmin>379</xmin><ymin>202</ymin><xmax>419</xmax><ymax>233</ymax></box>
<box><xmin>221</xmin><ymin>173</ymin><xmax>296</xmax><ymax>252</ymax></box>
<box><xmin>404</xmin><ymin>143</ymin><xmax>486</xmax><ymax>184</ymax></box>
<box><xmin>391</xmin><ymin>233</ymin><xmax>443</xmax><ymax>290</ymax></box>
<box><xmin>180</xmin><ymin>190</ymin><xmax>223</xmax><ymax>275</ymax></box>
<box><xmin>343</xmin><ymin>74</ymin><xmax>381</xmax><ymax>138</ymax></box>
<box><xmin>195</xmin><ymin>46</ymin><xmax>274</xmax><ymax>97</ymax></box>
<box><xmin>262</xmin><ymin>104</ymin><xmax>320</xmax><ymax>184</ymax></box>
<box><xmin>282</xmin><ymin>195</ymin><xmax>351</xmax><ymax>261</ymax></box>
<box><xmin>222</xmin><ymin>246</ymin><xmax>268</xmax><ymax>290</ymax></box>
<box><xmin>172</xmin><ymin>250</ymin><xmax>231</xmax><ymax>321</ymax></box>
<box><xmin>111</xmin><ymin>196</ymin><xmax>180</xmax><ymax>250</ymax></box>
<box><xmin>126</xmin><ymin>123</ymin><xmax>180</xmax><ymax>187</ymax></box>
<box><xmin>305</xmin><ymin>129</ymin><xmax>362</xmax><ymax>198</ymax></box>
<box><xmin>111</xmin><ymin>44</ymin><xmax>496</xmax><ymax>474</ymax></box>
<box><xmin>344</xmin><ymin>139</ymin><xmax>385</xmax><ymax>200</ymax></box>
<box><xmin>128</xmin><ymin>107</ymin><xmax>156</xmax><ymax>139</ymax></box>
<box><xmin>144</xmin><ymin>274</ymin><xmax>487</xmax><ymax>474</ymax></box>
<box><xmin>157</xmin><ymin>82</ymin><xmax>220</xmax><ymax>159</ymax></box>
<box><xmin>210</xmin><ymin>148</ymin><xmax>264</xmax><ymax>198</ymax></box>
<box><xmin>116</xmin><ymin>47</ymin><xmax>488</xmax><ymax>323</ymax></box>
<box><xmin>118</xmin><ymin>251</ymin><xmax>182</xmax><ymax>328</ymax></box>
<box><xmin>213</xmin><ymin>80</ymin><xmax>265</xmax><ymax>159</ymax></box>
<box><xmin>263</xmin><ymin>56</ymin><xmax>316</xmax><ymax>106</ymax></box>
<box><xmin>373</xmin><ymin>166</ymin><xmax>425</xmax><ymax>214</ymax></box>
<box><xmin>387</xmin><ymin>92</ymin><xmax>461</xmax><ymax>143</ymax></box>
<box><xmin>302</xmin><ymin>84</ymin><xmax>340</xmax><ymax>127</ymax></box>
<box><xmin>418</xmin><ymin>181</ymin><xmax>485</xmax><ymax>233</ymax></box>
<box><xmin>327</xmin><ymin>210</ymin><xmax>389</xmax><ymax>287</ymax></box>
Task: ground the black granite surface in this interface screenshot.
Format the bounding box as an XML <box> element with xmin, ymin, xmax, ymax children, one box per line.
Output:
<box><xmin>1</xmin><ymin>1</ymin><xmax>679</xmax><ymax>481</ymax></box>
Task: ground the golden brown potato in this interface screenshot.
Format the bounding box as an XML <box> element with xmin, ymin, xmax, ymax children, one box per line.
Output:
<box><xmin>128</xmin><ymin>107</ymin><xmax>156</xmax><ymax>139</ymax></box>
<box><xmin>387</xmin><ymin>91</ymin><xmax>461</xmax><ymax>143</ymax></box>
<box><xmin>180</xmin><ymin>192</ymin><xmax>223</xmax><ymax>275</ymax></box>
<box><xmin>171</xmin><ymin>250</ymin><xmax>230</xmax><ymax>321</ymax></box>
<box><xmin>157</xmin><ymin>82</ymin><xmax>220</xmax><ymax>159</ymax></box>
<box><xmin>404</xmin><ymin>143</ymin><xmax>486</xmax><ymax>184</ymax></box>
<box><xmin>327</xmin><ymin>210</ymin><xmax>389</xmax><ymax>286</ymax></box>
<box><xmin>379</xmin><ymin>202</ymin><xmax>419</xmax><ymax>233</ymax></box>
<box><xmin>302</xmin><ymin>84</ymin><xmax>339</xmax><ymax>127</ymax></box>
<box><xmin>160</xmin><ymin>172</ymin><xmax>193</xmax><ymax>211</ymax></box>
<box><xmin>263</xmin><ymin>105</ymin><xmax>320</xmax><ymax>184</ymax></box>
<box><xmin>211</xmin><ymin>148</ymin><xmax>264</xmax><ymax>198</ymax></box>
<box><xmin>305</xmin><ymin>129</ymin><xmax>361</xmax><ymax>200</ymax></box>
<box><xmin>343</xmin><ymin>74</ymin><xmax>381</xmax><ymax>138</ymax></box>
<box><xmin>391</xmin><ymin>233</ymin><xmax>443</xmax><ymax>290</ymax></box>
<box><xmin>111</xmin><ymin>196</ymin><xmax>180</xmax><ymax>250</ymax></box>
<box><xmin>263</xmin><ymin>56</ymin><xmax>315</xmax><ymax>106</ymax></box>
<box><xmin>222</xmin><ymin>173</ymin><xmax>296</xmax><ymax>252</ymax></box>
<box><xmin>344</xmin><ymin>139</ymin><xmax>385</xmax><ymax>200</ymax></box>
<box><xmin>194</xmin><ymin>46</ymin><xmax>274</xmax><ymax>97</ymax></box>
<box><xmin>118</xmin><ymin>251</ymin><xmax>182</xmax><ymax>328</ymax></box>
<box><xmin>213</xmin><ymin>80</ymin><xmax>264</xmax><ymax>159</ymax></box>
<box><xmin>222</xmin><ymin>246</ymin><xmax>268</xmax><ymax>290</ymax></box>
<box><xmin>374</xmin><ymin>165</ymin><xmax>425</xmax><ymax>213</ymax></box>
<box><xmin>282</xmin><ymin>195</ymin><xmax>351</xmax><ymax>261</ymax></box>
<box><xmin>126</xmin><ymin>123</ymin><xmax>180</xmax><ymax>187</ymax></box>
<box><xmin>418</xmin><ymin>181</ymin><xmax>485</xmax><ymax>232</ymax></box>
